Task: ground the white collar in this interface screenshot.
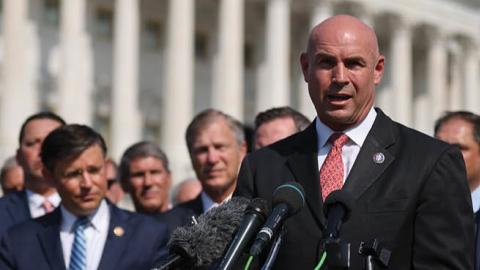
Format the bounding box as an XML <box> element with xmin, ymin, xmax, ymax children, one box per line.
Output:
<box><xmin>60</xmin><ymin>200</ymin><xmax>110</xmax><ymax>233</ymax></box>
<box><xmin>315</xmin><ymin>107</ymin><xmax>377</xmax><ymax>150</ymax></box>
<box><xmin>200</xmin><ymin>191</ymin><xmax>232</xmax><ymax>213</ymax></box>
<box><xmin>26</xmin><ymin>189</ymin><xmax>61</xmax><ymax>208</ymax></box>
<box><xmin>471</xmin><ymin>186</ymin><xmax>480</xmax><ymax>213</ymax></box>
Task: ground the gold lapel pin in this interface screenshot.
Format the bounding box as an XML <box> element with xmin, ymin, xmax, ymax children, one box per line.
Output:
<box><xmin>113</xmin><ymin>226</ymin><xmax>124</xmax><ymax>237</ymax></box>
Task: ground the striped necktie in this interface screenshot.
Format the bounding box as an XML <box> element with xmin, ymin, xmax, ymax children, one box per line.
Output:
<box><xmin>69</xmin><ymin>217</ymin><xmax>89</xmax><ymax>270</ymax></box>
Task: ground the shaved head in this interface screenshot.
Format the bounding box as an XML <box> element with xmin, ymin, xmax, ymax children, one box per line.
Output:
<box><xmin>307</xmin><ymin>15</ymin><xmax>380</xmax><ymax>59</ymax></box>
<box><xmin>300</xmin><ymin>15</ymin><xmax>384</xmax><ymax>130</ymax></box>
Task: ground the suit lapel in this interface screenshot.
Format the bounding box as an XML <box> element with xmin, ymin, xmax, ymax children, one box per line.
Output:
<box><xmin>343</xmin><ymin>109</ymin><xmax>396</xmax><ymax>199</ymax></box>
<box><xmin>286</xmin><ymin>123</ymin><xmax>326</xmax><ymax>227</ymax></box>
<box><xmin>37</xmin><ymin>210</ymin><xmax>66</xmax><ymax>270</ymax></box>
<box><xmin>97</xmin><ymin>206</ymin><xmax>131</xmax><ymax>270</ymax></box>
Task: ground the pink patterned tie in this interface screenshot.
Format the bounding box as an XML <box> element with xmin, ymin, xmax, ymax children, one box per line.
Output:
<box><xmin>42</xmin><ymin>200</ymin><xmax>54</xmax><ymax>213</ymax></box>
<box><xmin>320</xmin><ymin>133</ymin><xmax>349</xmax><ymax>201</ymax></box>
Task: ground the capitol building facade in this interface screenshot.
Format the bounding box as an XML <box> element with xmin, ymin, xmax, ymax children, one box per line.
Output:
<box><xmin>1</xmin><ymin>0</ymin><xmax>479</xmax><ymax>184</ymax></box>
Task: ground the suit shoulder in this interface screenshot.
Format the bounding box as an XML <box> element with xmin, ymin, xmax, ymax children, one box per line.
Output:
<box><xmin>393</xmin><ymin>120</ymin><xmax>452</xmax><ymax>153</ymax></box>
<box><xmin>111</xmin><ymin>205</ymin><xmax>165</xmax><ymax>228</ymax></box>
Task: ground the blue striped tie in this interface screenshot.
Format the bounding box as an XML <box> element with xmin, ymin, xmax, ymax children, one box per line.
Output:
<box><xmin>69</xmin><ymin>217</ymin><xmax>89</xmax><ymax>270</ymax></box>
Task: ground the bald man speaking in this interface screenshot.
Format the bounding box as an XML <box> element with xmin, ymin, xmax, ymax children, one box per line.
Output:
<box><xmin>235</xmin><ymin>15</ymin><xmax>473</xmax><ymax>269</ymax></box>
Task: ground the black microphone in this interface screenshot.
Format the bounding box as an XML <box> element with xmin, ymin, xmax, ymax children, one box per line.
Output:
<box><xmin>322</xmin><ymin>190</ymin><xmax>354</xmax><ymax>241</ymax></box>
<box><xmin>249</xmin><ymin>182</ymin><xmax>305</xmax><ymax>256</ymax></box>
<box><xmin>156</xmin><ymin>197</ymin><xmax>250</xmax><ymax>270</ymax></box>
<box><xmin>217</xmin><ymin>198</ymin><xmax>271</xmax><ymax>270</ymax></box>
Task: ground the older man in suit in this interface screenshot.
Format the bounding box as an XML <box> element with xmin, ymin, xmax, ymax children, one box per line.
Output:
<box><xmin>0</xmin><ymin>124</ymin><xmax>168</xmax><ymax>270</ymax></box>
<box><xmin>234</xmin><ymin>15</ymin><xmax>473</xmax><ymax>269</ymax></box>
<box><xmin>0</xmin><ymin>112</ymin><xmax>65</xmax><ymax>237</ymax></box>
<box><xmin>160</xmin><ymin>109</ymin><xmax>247</xmax><ymax>233</ymax></box>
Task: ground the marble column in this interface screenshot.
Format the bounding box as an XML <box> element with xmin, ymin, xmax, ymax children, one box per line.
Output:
<box><xmin>390</xmin><ymin>17</ymin><xmax>413</xmax><ymax>126</ymax></box>
<box><xmin>57</xmin><ymin>0</ymin><xmax>93</xmax><ymax>124</ymax></box>
<box><xmin>463</xmin><ymin>38</ymin><xmax>480</xmax><ymax>114</ymax></box>
<box><xmin>0</xmin><ymin>0</ymin><xmax>39</xmax><ymax>162</ymax></box>
<box><xmin>111</xmin><ymin>0</ymin><xmax>142</xmax><ymax>160</ymax></box>
<box><xmin>447</xmin><ymin>41</ymin><xmax>462</xmax><ymax>111</ymax></box>
<box><xmin>162</xmin><ymin>0</ymin><xmax>195</xmax><ymax>185</ymax></box>
<box><xmin>212</xmin><ymin>0</ymin><xmax>244</xmax><ymax>120</ymax></box>
<box><xmin>426</xmin><ymin>28</ymin><xmax>447</xmax><ymax>129</ymax></box>
<box><xmin>257</xmin><ymin>0</ymin><xmax>291</xmax><ymax>112</ymax></box>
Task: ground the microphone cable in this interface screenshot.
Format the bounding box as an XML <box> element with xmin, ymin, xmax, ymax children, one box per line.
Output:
<box><xmin>313</xmin><ymin>251</ymin><xmax>327</xmax><ymax>270</ymax></box>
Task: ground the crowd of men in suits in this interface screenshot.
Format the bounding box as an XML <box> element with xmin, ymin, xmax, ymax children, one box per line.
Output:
<box><xmin>0</xmin><ymin>105</ymin><xmax>308</xmax><ymax>269</ymax></box>
<box><xmin>0</xmin><ymin>14</ymin><xmax>477</xmax><ymax>270</ymax></box>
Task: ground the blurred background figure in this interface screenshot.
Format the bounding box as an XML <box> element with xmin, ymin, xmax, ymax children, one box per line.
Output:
<box><xmin>435</xmin><ymin>111</ymin><xmax>480</xmax><ymax>208</ymax></box>
<box><xmin>0</xmin><ymin>112</ymin><xmax>65</xmax><ymax>238</ymax></box>
<box><xmin>159</xmin><ymin>109</ymin><xmax>246</xmax><ymax>233</ymax></box>
<box><xmin>120</xmin><ymin>141</ymin><xmax>172</xmax><ymax>214</ymax></box>
<box><xmin>104</xmin><ymin>158</ymin><xmax>125</xmax><ymax>204</ymax></box>
<box><xmin>0</xmin><ymin>156</ymin><xmax>24</xmax><ymax>195</ymax></box>
<box><xmin>172</xmin><ymin>178</ymin><xmax>202</xmax><ymax>206</ymax></box>
<box><xmin>254</xmin><ymin>106</ymin><xmax>310</xmax><ymax>150</ymax></box>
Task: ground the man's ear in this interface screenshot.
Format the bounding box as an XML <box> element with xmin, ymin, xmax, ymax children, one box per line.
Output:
<box><xmin>373</xmin><ymin>54</ymin><xmax>385</xmax><ymax>85</ymax></box>
<box><xmin>300</xmin><ymin>52</ymin><xmax>310</xmax><ymax>82</ymax></box>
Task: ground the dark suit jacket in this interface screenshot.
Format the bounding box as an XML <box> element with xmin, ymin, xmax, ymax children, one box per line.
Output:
<box><xmin>234</xmin><ymin>109</ymin><xmax>474</xmax><ymax>270</ymax></box>
<box><xmin>475</xmin><ymin>211</ymin><xmax>480</xmax><ymax>270</ymax></box>
<box><xmin>157</xmin><ymin>194</ymin><xmax>204</xmax><ymax>237</ymax></box>
<box><xmin>0</xmin><ymin>190</ymin><xmax>31</xmax><ymax>238</ymax></box>
<box><xmin>0</xmin><ymin>203</ymin><xmax>169</xmax><ymax>270</ymax></box>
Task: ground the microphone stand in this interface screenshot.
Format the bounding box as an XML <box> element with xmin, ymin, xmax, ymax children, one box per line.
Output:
<box><xmin>358</xmin><ymin>239</ymin><xmax>390</xmax><ymax>270</ymax></box>
<box><xmin>322</xmin><ymin>238</ymin><xmax>351</xmax><ymax>270</ymax></box>
<box><xmin>261</xmin><ymin>225</ymin><xmax>286</xmax><ymax>270</ymax></box>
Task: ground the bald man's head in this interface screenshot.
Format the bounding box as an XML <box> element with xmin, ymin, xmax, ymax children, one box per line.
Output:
<box><xmin>300</xmin><ymin>15</ymin><xmax>384</xmax><ymax>131</ymax></box>
<box><xmin>307</xmin><ymin>15</ymin><xmax>380</xmax><ymax>59</ymax></box>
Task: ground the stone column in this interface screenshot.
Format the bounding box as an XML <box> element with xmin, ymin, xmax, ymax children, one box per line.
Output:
<box><xmin>463</xmin><ymin>38</ymin><xmax>480</xmax><ymax>114</ymax></box>
<box><xmin>57</xmin><ymin>0</ymin><xmax>93</xmax><ymax>124</ymax></box>
<box><xmin>111</xmin><ymin>0</ymin><xmax>142</xmax><ymax>160</ymax></box>
<box><xmin>447</xmin><ymin>41</ymin><xmax>462</xmax><ymax>110</ymax></box>
<box><xmin>162</xmin><ymin>0</ymin><xmax>195</xmax><ymax>185</ymax></box>
<box><xmin>0</xmin><ymin>0</ymin><xmax>39</xmax><ymax>161</ymax></box>
<box><xmin>257</xmin><ymin>0</ymin><xmax>291</xmax><ymax>112</ymax></box>
<box><xmin>212</xmin><ymin>0</ymin><xmax>244</xmax><ymax>120</ymax></box>
<box><xmin>426</xmin><ymin>28</ymin><xmax>447</xmax><ymax>129</ymax></box>
<box><xmin>390</xmin><ymin>17</ymin><xmax>413</xmax><ymax>126</ymax></box>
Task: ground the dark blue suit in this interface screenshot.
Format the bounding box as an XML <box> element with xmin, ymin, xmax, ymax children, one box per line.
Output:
<box><xmin>0</xmin><ymin>203</ymin><xmax>169</xmax><ymax>270</ymax></box>
<box><xmin>0</xmin><ymin>190</ymin><xmax>31</xmax><ymax>238</ymax></box>
<box><xmin>157</xmin><ymin>194</ymin><xmax>204</xmax><ymax>237</ymax></box>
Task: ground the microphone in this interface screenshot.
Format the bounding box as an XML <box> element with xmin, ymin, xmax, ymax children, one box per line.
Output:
<box><xmin>322</xmin><ymin>190</ymin><xmax>354</xmax><ymax>241</ymax></box>
<box><xmin>217</xmin><ymin>198</ymin><xmax>271</xmax><ymax>270</ymax></box>
<box><xmin>249</xmin><ymin>182</ymin><xmax>305</xmax><ymax>257</ymax></box>
<box><xmin>156</xmin><ymin>197</ymin><xmax>250</xmax><ymax>270</ymax></box>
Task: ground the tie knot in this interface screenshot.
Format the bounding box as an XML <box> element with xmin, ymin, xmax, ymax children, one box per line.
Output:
<box><xmin>41</xmin><ymin>200</ymin><xmax>54</xmax><ymax>213</ymax></box>
<box><xmin>74</xmin><ymin>217</ymin><xmax>89</xmax><ymax>230</ymax></box>
<box><xmin>329</xmin><ymin>133</ymin><xmax>349</xmax><ymax>148</ymax></box>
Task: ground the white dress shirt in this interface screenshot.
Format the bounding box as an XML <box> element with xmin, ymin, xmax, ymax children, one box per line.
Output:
<box><xmin>60</xmin><ymin>200</ymin><xmax>110</xmax><ymax>270</ymax></box>
<box><xmin>26</xmin><ymin>189</ymin><xmax>61</xmax><ymax>218</ymax></box>
<box><xmin>200</xmin><ymin>191</ymin><xmax>232</xmax><ymax>213</ymax></box>
<box><xmin>316</xmin><ymin>107</ymin><xmax>377</xmax><ymax>183</ymax></box>
<box><xmin>471</xmin><ymin>186</ymin><xmax>480</xmax><ymax>213</ymax></box>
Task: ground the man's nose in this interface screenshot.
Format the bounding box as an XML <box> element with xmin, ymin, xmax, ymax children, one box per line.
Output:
<box><xmin>332</xmin><ymin>63</ymin><xmax>348</xmax><ymax>84</ymax></box>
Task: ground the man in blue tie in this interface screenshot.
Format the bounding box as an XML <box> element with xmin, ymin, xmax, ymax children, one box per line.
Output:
<box><xmin>0</xmin><ymin>124</ymin><xmax>169</xmax><ymax>270</ymax></box>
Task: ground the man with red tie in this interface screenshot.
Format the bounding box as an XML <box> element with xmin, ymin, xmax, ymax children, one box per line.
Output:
<box><xmin>235</xmin><ymin>15</ymin><xmax>473</xmax><ymax>269</ymax></box>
